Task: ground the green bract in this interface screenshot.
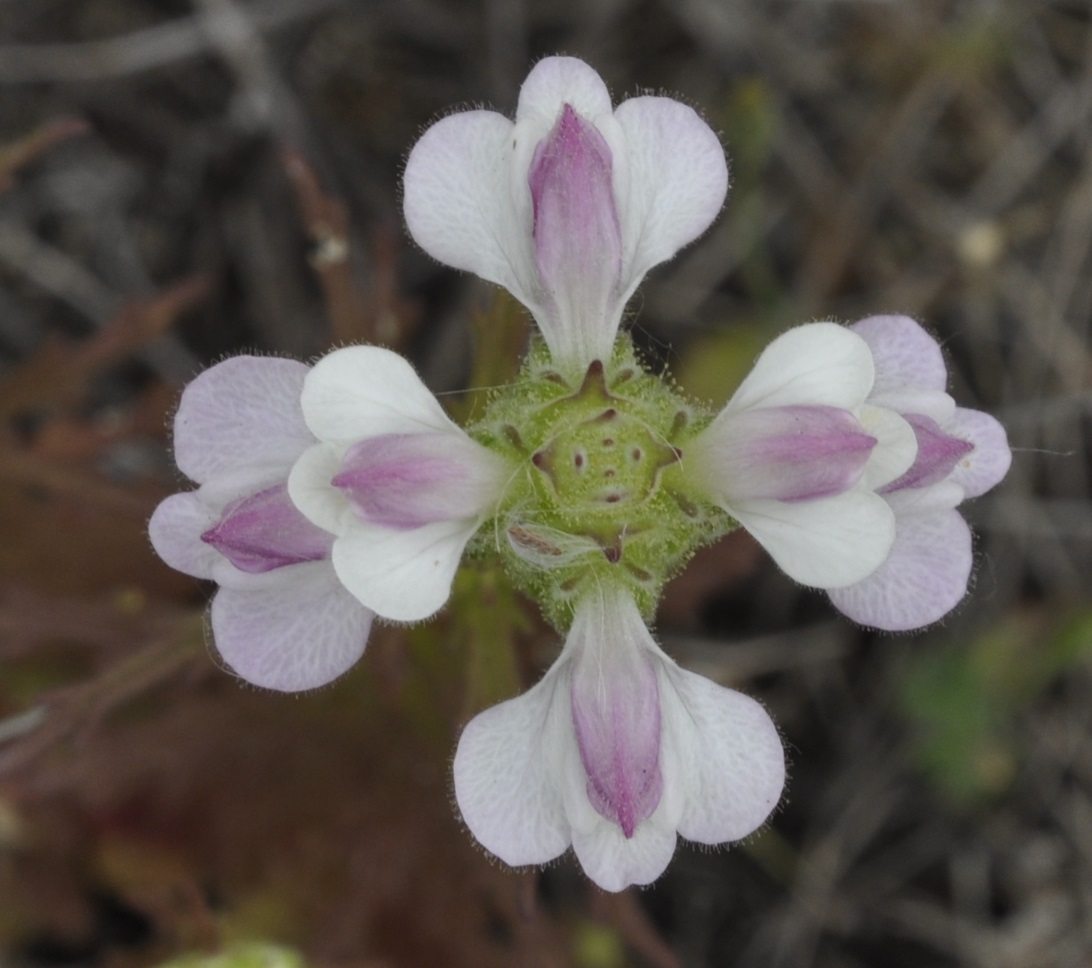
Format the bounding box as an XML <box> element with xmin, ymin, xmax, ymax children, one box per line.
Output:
<box><xmin>467</xmin><ymin>335</ymin><xmax>735</xmax><ymax>626</ymax></box>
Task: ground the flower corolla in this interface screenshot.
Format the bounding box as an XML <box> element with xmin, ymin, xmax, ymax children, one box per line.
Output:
<box><xmin>826</xmin><ymin>316</ymin><xmax>1012</xmax><ymax>630</ymax></box>
<box><xmin>454</xmin><ymin>586</ymin><xmax>784</xmax><ymax>892</ymax></box>
<box><xmin>287</xmin><ymin>345</ymin><xmax>511</xmax><ymax>622</ymax></box>
<box><xmin>686</xmin><ymin>323</ymin><xmax>919</xmax><ymax>590</ymax></box>
<box><xmin>403</xmin><ymin>55</ymin><xmax>728</xmax><ymax>371</ymax></box>
<box><xmin>149</xmin><ymin>357</ymin><xmax>374</xmax><ymax>691</ymax></box>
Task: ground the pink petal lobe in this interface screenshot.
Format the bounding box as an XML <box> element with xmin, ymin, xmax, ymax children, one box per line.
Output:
<box><xmin>697</xmin><ymin>405</ymin><xmax>877</xmax><ymax>504</ymax></box>
<box><xmin>201</xmin><ymin>482</ymin><xmax>332</xmax><ymax>573</ymax></box>
<box><xmin>530</xmin><ymin>103</ymin><xmax>623</xmax><ymax>366</ymax></box>
<box><xmin>882</xmin><ymin>413</ymin><xmax>974</xmax><ymax>494</ymax></box>
<box><xmin>332</xmin><ymin>432</ymin><xmax>505</xmax><ymax>530</ymax></box>
<box><xmin>568</xmin><ymin>591</ymin><xmax>665</xmax><ymax>839</ymax></box>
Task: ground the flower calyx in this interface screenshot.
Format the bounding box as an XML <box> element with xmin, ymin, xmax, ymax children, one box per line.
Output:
<box><xmin>469</xmin><ymin>336</ymin><xmax>730</xmax><ymax>625</ymax></box>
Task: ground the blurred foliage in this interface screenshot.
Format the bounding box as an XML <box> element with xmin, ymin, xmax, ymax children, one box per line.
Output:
<box><xmin>157</xmin><ymin>943</ymin><xmax>305</xmax><ymax>968</ymax></box>
<box><xmin>901</xmin><ymin>607</ymin><xmax>1092</xmax><ymax>806</ymax></box>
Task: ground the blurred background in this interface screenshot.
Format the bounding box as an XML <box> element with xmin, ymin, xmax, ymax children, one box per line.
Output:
<box><xmin>0</xmin><ymin>0</ymin><xmax>1089</xmax><ymax>965</ymax></box>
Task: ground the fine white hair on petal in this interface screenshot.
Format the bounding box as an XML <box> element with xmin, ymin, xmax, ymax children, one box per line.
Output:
<box><xmin>403</xmin><ymin>109</ymin><xmax>544</xmax><ymax>315</ymax></box>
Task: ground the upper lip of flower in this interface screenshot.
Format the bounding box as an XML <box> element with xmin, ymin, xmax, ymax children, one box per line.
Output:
<box><xmin>402</xmin><ymin>55</ymin><xmax>729</xmax><ymax>373</ymax></box>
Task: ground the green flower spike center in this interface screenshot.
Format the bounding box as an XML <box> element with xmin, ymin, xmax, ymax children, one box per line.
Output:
<box><xmin>468</xmin><ymin>335</ymin><xmax>734</xmax><ymax>628</ymax></box>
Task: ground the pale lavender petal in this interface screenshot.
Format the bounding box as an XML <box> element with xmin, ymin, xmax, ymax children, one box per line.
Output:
<box><xmin>883</xmin><ymin>414</ymin><xmax>974</xmax><ymax>494</ymax></box>
<box><xmin>333</xmin><ymin>433</ymin><xmax>507</xmax><ymax>530</ymax></box>
<box><xmin>210</xmin><ymin>562</ymin><xmax>373</xmax><ymax>691</ymax></box>
<box><xmin>731</xmin><ymin>488</ymin><xmax>897</xmax><ymax>589</ymax></box>
<box><xmin>852</xmin><ymin>315</ymin><xmax>948</xmax><ymax>399</ymax></box>
<box><xmin>611</xmin><ymin>96</ymin><xmax>728</xmax><ymax>301</ymax></box>
<box><xmin>660</xmin><ymin>666</ymin><xmax>784</xmax><ymax>844</ymax></box>
<box><xmin>453</xmin><ymin>668</ymin><xmax>572</xmax><ymax>867</ymax></box>
<box><xmin>944</xmin><ymin>408</ymin><xmax>1012</xmax><ymax>498</ymax></box>
<box><xmin>403</xmin><ymin>110</ymin><xmax>542</xmax><ymax>313</ymax></box>
<box><xmin>174</xmin><ymin>356</ymin><xmax>313</xmax><ymax>483</ymax></box>
<box><xmin>331</xmin><ymin>518</ymin><xmax>478</xmax><ymax>622</ymax></box>
<box><xmin>827</xmin><ymin>507</ymin><xmax>973</xmax><ymax>631</ymax></box>
<box><xmin>725</xmin><ymin>324</ymin><xmax>875</xmax><ymax>413</ymax></box>
<box><xmin>201</xmin><ymin>482</ymin><xmax>332</xmax><ymax>573</ymax></box>
<box><xmin>301</xmin><ymin>346</ymin><xmax>461</xmax><ymax>444</ymax></box>
<box><xmin>529</xmin><ymin>104</ymin><xmax>623</xmax><ymax>366</ymax></box>
<box><xmin>515</xmin><ymin>56</ymin><xmax>614</xmax><ymax>127</ymax></box>
<box><xmin>149</xmin><ymin>491</ymin><xmax>224</xmax><ymax>581</ymax></box>
<box><xmin>694</xmin><ymin>405</ymin><xmax>876</xmax><ymax>505</ymax></box>
<box><xmin>569</xmin><ymin>601</ymin><xmax>664</xmax><ymax>838</ymax></box>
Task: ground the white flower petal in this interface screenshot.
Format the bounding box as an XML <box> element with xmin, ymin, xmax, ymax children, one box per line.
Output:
<box><xmin>300</xmin><ymin>345</ymin><xmax>458</xmax><ymax>443</ymax></box>
<box><xmin>732</xmin><ymin>488</ymin><xmax>897</xmax><ymax>589</ymax></box>
<box><xmin>403</xmin><ymin>110</ymin><xmax>541</xmax><ymax>312</ymax></box>
<box><xmin>211</xmin><ymin>562</ymin><xmax>373</xmax><ymax>691</ymax></box>
<box><xmin>661</xmin><ymin>667</ymin><xmax>784</xmax><ymax>844</ymax></box>
<box><xmin>453</xmin><ymin>669</ymin><xmax>572</xmax><ymax>867</ymax></box>
<box><xmin>570</xmin><ymin>818</ymin><xmax>678</xmax><ymax>892</ymax></box>
<box><xmin>330</xmin><ymin>518</ymin><xmax>477</xmax><ymax>622</ymax></box>
<box><xmin>612</xmin><ymin>96</ymin><xmax>729</xmax><ymax>300</ymax></box>
<box><xmin>726</xmin><ymin>323</ymin><xmax>875</xmax><ymax>413</ymax></box>
<box><xmin>287</xmin><ymin>442</ymin><xmax>356</xmax><ymax>536</ymax></box>
<box><xmin>515</xmin><ymin>56</ymin><xmax>614</xmax><ymax>127</ymax></box>
<box><xmin>858</xmin><ymin>404</ymin><xmax>918</xmax><ymax>491</ymax></box>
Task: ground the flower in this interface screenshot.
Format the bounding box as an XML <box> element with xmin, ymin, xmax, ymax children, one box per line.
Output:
<box><xmin>827</xmin><ymin>315</ymin><xmax>1012</xmax><ymax>630</ymax></box>
<box><xmin>403</xmin><ymin>55</ymin><xmax>728</xmax><ymax>371</ymax></box>
<box><xmin>148</xmin><ymin>356</ymin><xmax>374</xmax><ymax>691</ymax></box>
<box><xmin>287</xmin><ymin>345</ymin><xmax>512</xmax><ymax>622</ymax></box>
<box><xmin>686</xmin><ymin>323</ymin><xmax>918</xmax><ymax>590</ymax></box>
<box><xmin>454</xmin><ymin>586</ymin><xmax>784</xmax><ymax>892</ymax></box>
